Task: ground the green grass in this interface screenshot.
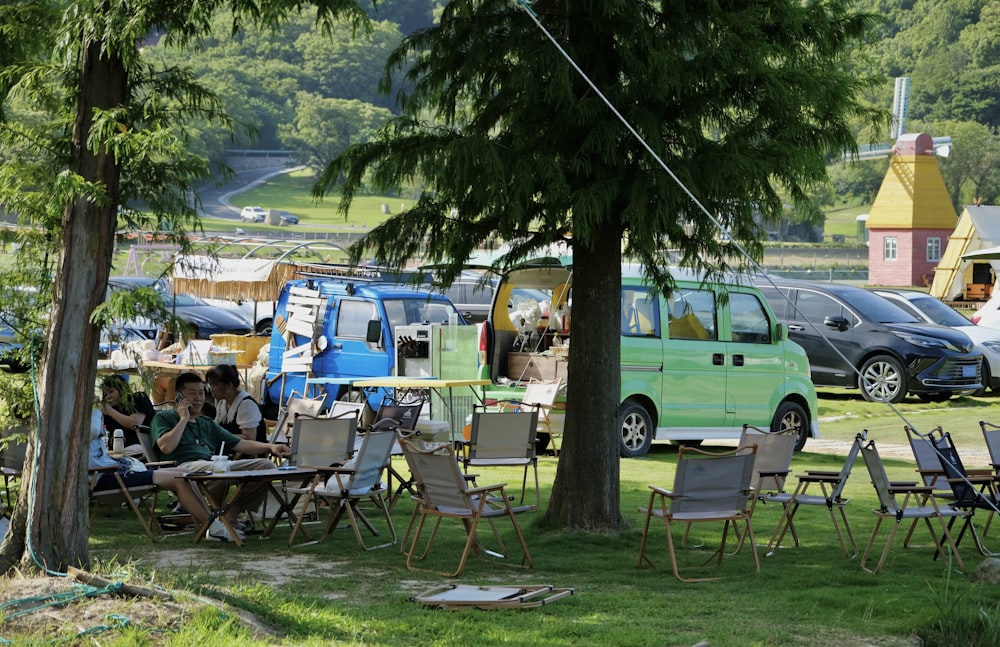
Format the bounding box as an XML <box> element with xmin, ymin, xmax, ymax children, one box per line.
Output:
<box><xmin>222</xmin><ymin>169</ymin><xmax>405</xmax><ymax>232</ymax></box>
<box><xmin>20</xmin><ymin>394</ymin><xmax>997</xmax><ymax>646</ymax></box>
<box><xmin>822</xmin><ymin>204</ymin><xmax>871</xmax><ymax>240</ymax></box>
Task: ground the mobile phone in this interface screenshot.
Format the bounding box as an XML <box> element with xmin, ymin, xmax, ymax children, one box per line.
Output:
<box><xmin>175</xmin><ymin>393</ymin><xmax>184</xmax><ymax>404</ymax></box>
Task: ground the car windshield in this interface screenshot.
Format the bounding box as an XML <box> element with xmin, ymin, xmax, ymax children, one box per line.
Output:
<box><xmin>842</xmin><ymin>288</ymin><xmax>922</xmax><ymax>324</ymax></box>
<box><xmin>908</xmin><ymin>295</ymin><xmax>972</xmax><ymax>327</ymax></box>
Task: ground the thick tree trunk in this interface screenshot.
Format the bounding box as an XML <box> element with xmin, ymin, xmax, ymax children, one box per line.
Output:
<box><xmin>545</xmin><ymin>225</ymin><xmax>624</xmax><ymax>529</ymax></box>
<box><xmin>0</xmin><ymin>39</ymin><xmax>126</xmax><ymax>573</ymax></box>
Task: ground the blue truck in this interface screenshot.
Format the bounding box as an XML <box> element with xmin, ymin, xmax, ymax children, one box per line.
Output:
<box><xmin>264</xmin><ymin>271</ymin><xmax>467</xmax><ymax>409</ymax></box>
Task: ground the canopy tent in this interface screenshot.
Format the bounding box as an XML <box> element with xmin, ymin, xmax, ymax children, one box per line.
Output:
<box><xmin>172</xmin><ymin>256</ymin><xmax>294</xmax><ymax>301</ymax></box>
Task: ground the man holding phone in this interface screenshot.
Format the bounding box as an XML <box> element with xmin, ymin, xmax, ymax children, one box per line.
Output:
<box><xmin>150</xmin><ymin>372</ymin><xmax>291</xmax><ymax>542</ymax></box>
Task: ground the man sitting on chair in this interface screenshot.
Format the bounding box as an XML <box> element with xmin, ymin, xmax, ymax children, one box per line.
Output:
<box><xmin>150</xmin><ymin>372</ymin><xmax>291</xmax><ymax>542</ymax></box>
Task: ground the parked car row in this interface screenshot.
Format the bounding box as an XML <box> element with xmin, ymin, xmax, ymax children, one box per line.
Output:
<box><xmin>757</xmin><ymin>278</ymin><xmax>987</xmax><ymax>403</ymax></box>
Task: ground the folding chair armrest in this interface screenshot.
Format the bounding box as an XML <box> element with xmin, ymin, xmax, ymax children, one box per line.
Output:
<box><xmin>966</xmin><ymin>468</ymin><xmax>996</xmax><ymax>477</ymax></box>
<box><xmin>647</xmin><ymin>485</ymin><xmax>675</xmax><ymax>497</ymax></box>
<box><xmin>467</xmin><ymin>483</ymin><xmax>507</xmax><ymax>496</ymax></box>
<box><xmin>758</xmin><ymin>469</ymin><xmax>790</xmax><ymax>478</ymax></box>
<box><xmin>888</xmin><ymin>480</ymin><xmax>918</xmax><ymax>487</ymax></box>
<box><xmin>798</xmin><ymin>473</ymin><xmax>840</xmax><ymax>484</ymax></box>
<box><xmin>89</xmin><ymin>465</ymin><xmax>118</xmax><ymax>474</ymax></box>
<box><xmin>144</xmin><ymin>460</ymin><xmax>176</xmax><ymax>468</ymax></box>
<box><xmin>801</xmin><ymin>470</ymin><xmax>840</xmax><ymax>477</ymax></box>
<box><xmin>946</xmin><ymin>474</ymin><xmax>995</xmax><ymax>485</ymax></box>
<box><xmin>888</xmin><ymin>484</ymin><xmax>932</xmax><ymax>495</ymax></box>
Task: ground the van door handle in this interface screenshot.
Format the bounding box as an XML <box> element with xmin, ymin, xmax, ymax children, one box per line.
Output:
<box><xmin>713</xmin><ymin>353</ymin><xmax>724</xmax><ymax>365</ymax></box>
<box><xmin>732</xmin><ymin>354</ymin><xmax>744</xmax><ymax>366</ymax></box>
<box><xmin>332</xmin><ymin>343</ymin><xmax>343</xmax><ymax>350</ymax></box>
<box><xmin>788</xmin><ymin>324</ymin><xmax>805</xmax><ymax>331</ymax></box>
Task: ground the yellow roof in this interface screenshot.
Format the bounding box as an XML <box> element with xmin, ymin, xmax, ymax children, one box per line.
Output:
<box><xmin>867</xmin><ymin>154</ymin><xmax>957</xmax><ymax>229</ymax></box>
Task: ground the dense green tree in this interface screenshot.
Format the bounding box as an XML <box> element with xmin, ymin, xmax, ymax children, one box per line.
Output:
<box><xmin>0</xmin><ymin>0</ymin><xmax>368</xmax><ymax>574</ymax></box>
<box><xmin>298</xmin><ymin>20</ymin><xmax>404</xmax><ymax>110</ymax></box>
<box><xmin>318</xmin><ymin>0</ymin><xmax>883</xmax><ymax>529</ymax></box>
<box><xmin>925</xmin><ymin>119</ymin><xmax>1000</xmax><ymax>207</ymax></box>
<box><xmin>280</xmin><ymin>93</ymin><xmax>392</xmax><ymax>174</ymax></box>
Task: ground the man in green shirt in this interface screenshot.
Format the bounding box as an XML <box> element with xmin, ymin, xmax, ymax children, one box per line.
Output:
<box><xmin>151</xmin><ymin>372</ymin><xmax>291</xmax><ymax>542</ymax></box>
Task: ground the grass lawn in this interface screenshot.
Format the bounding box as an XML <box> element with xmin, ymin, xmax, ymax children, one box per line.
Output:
<box><xmin>12</xmin><ymin>392</ymin><xmax>999</xmax><ymax>645</ymax></box>
<box><xmin>225</xmin><ymin>169</ymin><xmax>407</xmax><ymax>232</ymax></box>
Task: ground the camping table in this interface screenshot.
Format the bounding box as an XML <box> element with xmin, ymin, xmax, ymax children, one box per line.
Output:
<box><xmin>183</xmin><ymin>466</ymin><xmax>317</xmax><ymax>547</ymax></box>
<box><xmin>351</xmin><ymin>377</ymin><xmax>491</xmax><ymax>440</ymax></box>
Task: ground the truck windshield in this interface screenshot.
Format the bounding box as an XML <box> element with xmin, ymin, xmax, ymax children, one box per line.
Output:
<box><xmin>383</xmin><ymin>298</ymin><xmax>460</xmax><ymax>339</ymax></box>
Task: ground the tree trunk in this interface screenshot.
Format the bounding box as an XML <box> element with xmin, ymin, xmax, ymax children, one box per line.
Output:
<box><xmin>545</xmin><ymin>225</ymin><xmax>624</xmax><ymax>529</ymax></box>
<box><xmin>0</xmin><ymin>38</ymin><xmax>126</xmax><ymax>573</ymax></box>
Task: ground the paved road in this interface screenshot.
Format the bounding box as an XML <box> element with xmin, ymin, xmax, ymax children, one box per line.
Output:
<box><xmin>195</xmin><ymin>165</ymin><xmax>301</xmax><ymax>221</ymax></box>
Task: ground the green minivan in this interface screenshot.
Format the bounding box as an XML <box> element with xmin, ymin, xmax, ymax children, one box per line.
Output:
<box><xmin>478</xmin><ymin>258</ymin><xmax>819</xmax><ymax>456</ymax></box>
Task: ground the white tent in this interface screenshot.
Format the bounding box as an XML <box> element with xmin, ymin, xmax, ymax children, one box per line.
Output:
<box><xmin>929</xmin><ymin>205</ymin><xmax>1000</xmax><ymax>300</ymax></box>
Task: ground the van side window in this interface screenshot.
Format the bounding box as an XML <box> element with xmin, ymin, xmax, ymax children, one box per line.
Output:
<box><xmin>337</xmin><ymin>299</ymin><xmax>377</xmax><ymax>339</ymax></box>
<box><xmin>668</xmin><ymin>289</ymin><xmax>717</xmax><ymax>340</ymax></box>
<box><xmin>621</xmin><ymin>287</ymin><xmax>659</xmax><ymax>337</ymax></box>
<box><xmin>729</xmin><ymin>292</ymin><xmax>771</xmax><ymax>344</ymax></box>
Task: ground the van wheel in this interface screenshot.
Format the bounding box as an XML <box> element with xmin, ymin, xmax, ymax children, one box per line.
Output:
<box><xmin>618</xmin><ymin>402</ymin><xmax>653</xmax><ymax>458</ymax></box>
<box><xmin>859</xmin><ymin>355</ymin><xmax>907</xmax><ymax>403</ymax></box>
<box><xmin>255</xmin><ymin>318</ymin><xmax>273</xmax><ymax>336</ymax></box>
<box><xmin>772</xmin><ymin>401</ymin><xmax>809</xmax><ymax>451</ymax></box>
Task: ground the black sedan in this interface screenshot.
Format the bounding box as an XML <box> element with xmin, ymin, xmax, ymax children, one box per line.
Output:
<box><xmin>107</xmin><ymin>276</ymin><xmax>253</xmax><ymax>340</ymax></box>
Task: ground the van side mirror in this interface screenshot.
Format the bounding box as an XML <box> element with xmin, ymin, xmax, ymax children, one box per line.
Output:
<box><xmin>366</xmin><ymin>319</ymin><xmax>383</xmax><ymax>344</ymax></box>
<box><xmin>824</xmin><ymin>315</ymin><xmax>851</xmax><ymax>332</ymax></box>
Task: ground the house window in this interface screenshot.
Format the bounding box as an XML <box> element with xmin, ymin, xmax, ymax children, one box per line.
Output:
<box><xmin>927</xmin><ymin>237</ymin><xmax>941</xmax><ymax>262</ymax></box>
<box><xmin>883</xmin><ymin>237</ymin><xmax>897</xmax><ymax>261</ymax></box>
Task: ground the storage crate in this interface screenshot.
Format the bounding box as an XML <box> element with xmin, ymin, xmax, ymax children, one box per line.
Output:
<box><xmin>210</xmin><ymin>334</ymin><xmax>270</xmax><ymax>365</ymax></box>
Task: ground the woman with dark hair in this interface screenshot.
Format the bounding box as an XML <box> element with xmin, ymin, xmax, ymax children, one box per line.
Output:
<box><xmin>205</xmin><ymin>364</ymin><xmax>267</xmax><ymax>444</ymax></box>
<box><xmin>100</xmin><ymin>374</ymin><xmax>155</xmax><ymax>450</ymax></box>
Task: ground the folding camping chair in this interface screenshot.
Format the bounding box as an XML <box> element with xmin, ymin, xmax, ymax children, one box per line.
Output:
<box><xmin>269</xmin><ymin>392</ymin><xmax>325</xmax><ymax>445</ymax></box>
<box><xmin>372</xmin><ymin>400</ymin><xmax>424</xmax><ymax>508</ymax></box>
<box><xmin>500</xmin><ymin>379</ymin><xmax>564</xmax><ymax>455</ymax></box>
<box><xmin>399</xmin><ymin>438</ymin><xmax>533</xmax><ymax>577</ymax></box>
<box><xmin>933</xmin><ymin>429</ymin><xmax>1000</xmax><ymax>557</ymax></box>
<box><xmin>88</xmin><ymin>465</ymin><xmax>163</xmax><ymax>542</ymax></box>
<box><xmin>764</xmin><ymin>432</ymin><xmax>863</xmax><ymax>558</ymax></box>
<box><xmin>858</xmin><ymin>437</ymin><xmax>969</xmax><ymax>574</ymax></box>
<box><xmin>460</xmin><ymin>406</ymin><xmax>540</xmax><ymax>509</ymax></box>
<box><xmin>637</xmin><ymin>445</ymin><xmax>759</xmax><ymax>583</ymax></box>
<box><xmin>287</xmin><ymin>427</ymin><xmax>397</xmax><ymax>549</ymax></box>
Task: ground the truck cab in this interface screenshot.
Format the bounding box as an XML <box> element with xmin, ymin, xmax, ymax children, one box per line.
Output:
<box><xmin>265</xmin><ymin>275</ymin><xmax>466</xmax><ymax>408</ymax></box>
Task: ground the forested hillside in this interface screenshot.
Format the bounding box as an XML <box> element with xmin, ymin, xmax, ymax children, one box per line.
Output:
<box><xmin>150</xmin><ymin>0</ymin><xmax>999</xmax><ymax>221</ymax></box>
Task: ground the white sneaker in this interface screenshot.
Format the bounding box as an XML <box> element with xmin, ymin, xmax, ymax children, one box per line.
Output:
<box><xmin>206</xmin><ymin>519</ymin><xmax>246</xmax><ymax>542</ymax></box>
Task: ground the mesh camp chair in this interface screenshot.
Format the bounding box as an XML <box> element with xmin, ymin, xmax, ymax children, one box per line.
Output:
<box><xmin>763</xmin><ymin>432</ymin><xmax>863</xmax><ymax>559</ymax></box>
<box><xmin>637</xmin><ymin>445</ymin><xmax>759</xmax><ymax>583</ymax></box>
<box><xmin>399</xmin><ymin>438</ymin><xmax>533</xmax><ymax>577</ymax></box>
<box><xmin>373</xmin><ymin>400</ymin><xmax>424</xmax><ymax>507</ymax></box>
<box><xmin>905</xmin><ymin>425</ymin><xmax>952</xmax><ymax>494</ymax></box>
<box><xmin>933</xmin><ymin>429</ymin><xmax>1000</xmax><ymax>557</ymax></box>
<box><xmin>858</xmin><ymin>437</ymin><xmax>969</xmax><ymax>574</ymax></box>
<box><xmin>287</xmin><ymin>428</ymin><xmax>397</xmax><ymax>549</ymax></box>
<box><xmin>460</xmin><ymin>406</ymin><xmax>540</xmax><ymax>509</ymax></box>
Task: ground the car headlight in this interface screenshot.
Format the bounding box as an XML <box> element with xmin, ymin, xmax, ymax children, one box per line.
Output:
<box><xmin>892</xmin><ymin>331</ymin><xmax>963</xmax><ymax>352</ymax></box>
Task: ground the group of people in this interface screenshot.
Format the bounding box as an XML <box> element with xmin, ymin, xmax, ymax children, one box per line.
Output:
<box><xmin>91</xmin><ymin>366</ymin><xmax>289</xmax><ymax>542</ymax></box>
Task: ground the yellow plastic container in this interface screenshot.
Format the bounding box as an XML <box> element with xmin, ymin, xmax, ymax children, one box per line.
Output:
<box><xmin>210</xmin><ymin>334</ymin><xmax>270</xmax><ymax>365</ymax></box>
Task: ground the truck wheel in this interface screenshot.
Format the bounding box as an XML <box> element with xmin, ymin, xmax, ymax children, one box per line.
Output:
<box><xmin>618</xmin><ymin>402</ymin><xmax>653</xmax><ymax>458</ymax></box>
<box><xmin>772</xmin><ymin>400</ymin><xmax>809</xmax><ymax>451</ymax></box>
<box><xmin>859</xmin><ymin>355</ymin><xmax>907</xmax><ymax>403</ymax></box>
<box><xmin>256</xmin><ymin>318</ymin><xmax>273</xmax><ymax>336</ymax></box>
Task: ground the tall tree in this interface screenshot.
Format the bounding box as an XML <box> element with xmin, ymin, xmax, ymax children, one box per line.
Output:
<box><xmin>0</xmin><ymin>0</ymin><xmax>367</xmax><ymax>574</ymax></box>
<box><xmin>318</xmin><ymin>0</ymin><xmax>883</xmax><ymax>529</ymax></box>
